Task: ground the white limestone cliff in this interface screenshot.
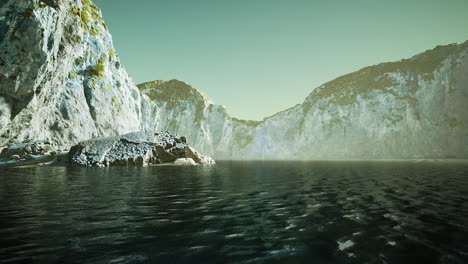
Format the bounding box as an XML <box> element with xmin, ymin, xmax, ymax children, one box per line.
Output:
<box><xmin>0</xmin><ymin>0</ymin><xmax>146</xmax><ymax>148</ymax></box>
<box><xmin>139</xmin><ymin>43</ymin><xmax>468</xmax><ymax>159</ymax></box>
<box><xmin>1</xmin><ymin>0</ymin><xmax>467</xmax><ymax>159</ymax></box>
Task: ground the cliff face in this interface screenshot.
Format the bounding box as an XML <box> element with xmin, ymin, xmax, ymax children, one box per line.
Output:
<box><xmin>138</xmin><ymin>80</ymin><xmax>260</xmax><ymax>159</ymax></box>
<box><xmin>264</xmin><ymin>42</ymin><xmax>468</xmax><ymax>158</ymax></box>
<box><xmin>139</xmin><ymin>43</ymin><xmax>468</xmax><ymax>159</ymax></box>
<box><xmin>0</xmin><ymin>0</ymin><xmax>146</xmax><ymax>148</ymax></box>
<box><xmin>256</xmin><ymin>42</ymin><xmax>468</xmax><ymax>159</ymax></box>
<box><xmin>1</xmin><ymin>1</ymin><xmax>466</xmax><ymax>159</ymax></box>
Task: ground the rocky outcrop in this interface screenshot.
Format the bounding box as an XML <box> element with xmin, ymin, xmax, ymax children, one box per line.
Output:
<box><xmin>0</xmin><ymin>132</ymin><xmax>215</xmax><ymax>167</ymax></box>
<box><xmin>1</xmin><ymin>140</ymin><xmax>56</xmax><ymax>156</ymax></box>
<box><xmin>0</xmin><ymin>140</ymin><xmax>64</xmax><ymax>167</ymax></box>
<box><xmin>139</xmin><ymin>42</ymin><xmax>468</xmax><ymax>159</ymax></box>
<box><xmin>68</xmin><ymin>131</ymin><xmax>215</xmax><ymax>167</ymax></box>
<box><xmin>173</xmin><ymin>158</ymin><xmax>197</xmax><ymax>166</ymax></box>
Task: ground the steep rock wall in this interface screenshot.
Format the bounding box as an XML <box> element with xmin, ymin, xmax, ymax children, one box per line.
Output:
<box><xmin>139</xmin><ymin>43</ymin><xmax>468</xmax><ymax>159</ymax></box>
<box><xmin>1</xmin><ymin>1</ymin><xmax>466</xmax><ymax>159</ymax></box>
<box><xmin>0</xmin><ymin>0</ymin><xmax>149</xmax><ymax>148</ymax></box>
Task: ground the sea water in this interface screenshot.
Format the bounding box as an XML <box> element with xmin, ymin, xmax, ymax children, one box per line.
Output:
<box><xmin>0</xmin><ymin>160</ymin><xmax>467</xmax><ymax>263</ymax></box>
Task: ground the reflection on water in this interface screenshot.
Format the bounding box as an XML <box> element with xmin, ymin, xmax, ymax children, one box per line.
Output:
<box><xmin>0</xmin><ymin>161</ymin><xmax>467</xmax><ymax>263</ymax></box>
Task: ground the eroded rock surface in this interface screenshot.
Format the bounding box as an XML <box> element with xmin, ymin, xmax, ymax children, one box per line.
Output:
<box><xmin>68</xmin><ymin>131</ymin><xmax>215</xmax><ymax>167</ymax></box>
<box><xmin>0</xmin><ymin>0</ymin><xmax>147</xmax><ymax>147</ymax></box>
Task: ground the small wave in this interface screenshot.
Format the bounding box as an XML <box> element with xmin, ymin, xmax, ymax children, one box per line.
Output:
<box><xmin>189</xmin><ymin>246</ymin><xmax>208</xmax><ymax>251</ymax></box>
<box><xmin>173</xmin><ymin>201</ymin><xmax>190</xmax><ymax>204</ymax></box>
<box><xmin>267</xmin><ymin>245</ymin><xmax>300</xmax><ymax>257</ymax></box>
<box><xmin>338</xmin><ymin>240</ymin><xmax>354</xmax><ymax>251</ymax></box>
<box><xmin>226</xmin><ymin>233</ymin><xmax>244</xmax><ymax>238</ymax></box>
<box><xmin>202</xmin><ymin>215</ymin><xmax>218</xmax><ymax>220</ymax></box>
<box><xmin>200</xmin><ymin>229</ymin><xmax>219</xmax><ymax>234</ymax></box>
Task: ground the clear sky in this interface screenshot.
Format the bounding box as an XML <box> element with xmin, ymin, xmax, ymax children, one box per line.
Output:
<box><xmin>94</xmin><ymin>0</ymin><xmax>468</xmax><ymax>121</ymax></box>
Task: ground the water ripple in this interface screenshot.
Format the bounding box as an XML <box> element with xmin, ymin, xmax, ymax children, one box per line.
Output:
<box><xmin>0</xmin><ymin>161</ymin><xmax>467</xmax><ymax>263</ymax></box>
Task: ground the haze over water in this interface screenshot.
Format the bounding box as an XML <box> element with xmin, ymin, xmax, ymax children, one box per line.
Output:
<box><xmin>1</xmin><ymin>161</ymin><xmax>467</xmax><ymax>263</ymax></box>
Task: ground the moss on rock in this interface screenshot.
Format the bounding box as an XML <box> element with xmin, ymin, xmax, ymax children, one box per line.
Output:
<box><xmin>86</xmin><ymin>55</ymin><xmax>106</xmax><ymax>79</ymax></box>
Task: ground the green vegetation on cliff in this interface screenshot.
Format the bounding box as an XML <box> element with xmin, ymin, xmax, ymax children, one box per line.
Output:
<box><xmin>303</xmin><ymin>43</ymin><xmax>463</xmax><ymax>112</ymax></box>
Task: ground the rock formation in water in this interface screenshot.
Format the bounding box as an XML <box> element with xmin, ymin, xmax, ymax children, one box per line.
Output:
<box><xmin>0</xmin><ymin>131</ymin><xmax>214</xmax><ymax>167</ymax></box>
<box><xmin>138</xmin><ymin>42</ymin><xmax>468</xmax><ymax>159</ymax></box>
<box><xmin>69</xmin><ymin>131</ymin><xmax>215</xmax><ymax>167</ymax></box>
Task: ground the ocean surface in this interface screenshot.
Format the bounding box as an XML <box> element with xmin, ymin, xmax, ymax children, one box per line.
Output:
<box><xmin>0</xmin><ymin>161</ymin><xmax>467</xmax><ymax>264</ymax></box>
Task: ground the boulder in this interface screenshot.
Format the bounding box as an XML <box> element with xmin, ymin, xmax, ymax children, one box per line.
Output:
<box><xmin>68</xmin><ymin>131</ymin><xmax>215</xmax><ymax>167</ymax></box>
<box><xmin>185</xmin><ymin>146</ymin><xmax>215</xmax><ymax>164</ymax></box>
<box><xmin>173</xmin><ymin>158</ymin><xmax>197</xmax><ymax>166</ymax></box>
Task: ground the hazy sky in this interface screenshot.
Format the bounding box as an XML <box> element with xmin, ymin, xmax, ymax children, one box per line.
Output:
<box><xmin>94</xmin><ymin>0</ymin><xmax>468</xmax><ymax>120</ymax></box>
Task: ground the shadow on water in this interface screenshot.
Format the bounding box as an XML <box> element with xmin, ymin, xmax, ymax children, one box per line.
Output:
<box><xmin>0</xmin><ymin>160</ymin><xmax>467</xmax><ymax>263</ymax></box>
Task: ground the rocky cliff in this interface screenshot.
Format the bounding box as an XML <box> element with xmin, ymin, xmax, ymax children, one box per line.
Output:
<box><xmin>139</xmin><ymin>42</ymin><xmax>468</xmax><ymax>159</ymax></box>
<box><xmin>1</xmin><ymin>1</ymin><xmax>467</xmax><ymax>159</ymax></box>
<box><xmin>0</xmin><ymin>0</ymin><xmax>146</xmax><ymax>149</ymax></box>
<box><xmin>137</xmin><ymin>80</ymin><xmax>260</xmax><ymax>158</ymax></box>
